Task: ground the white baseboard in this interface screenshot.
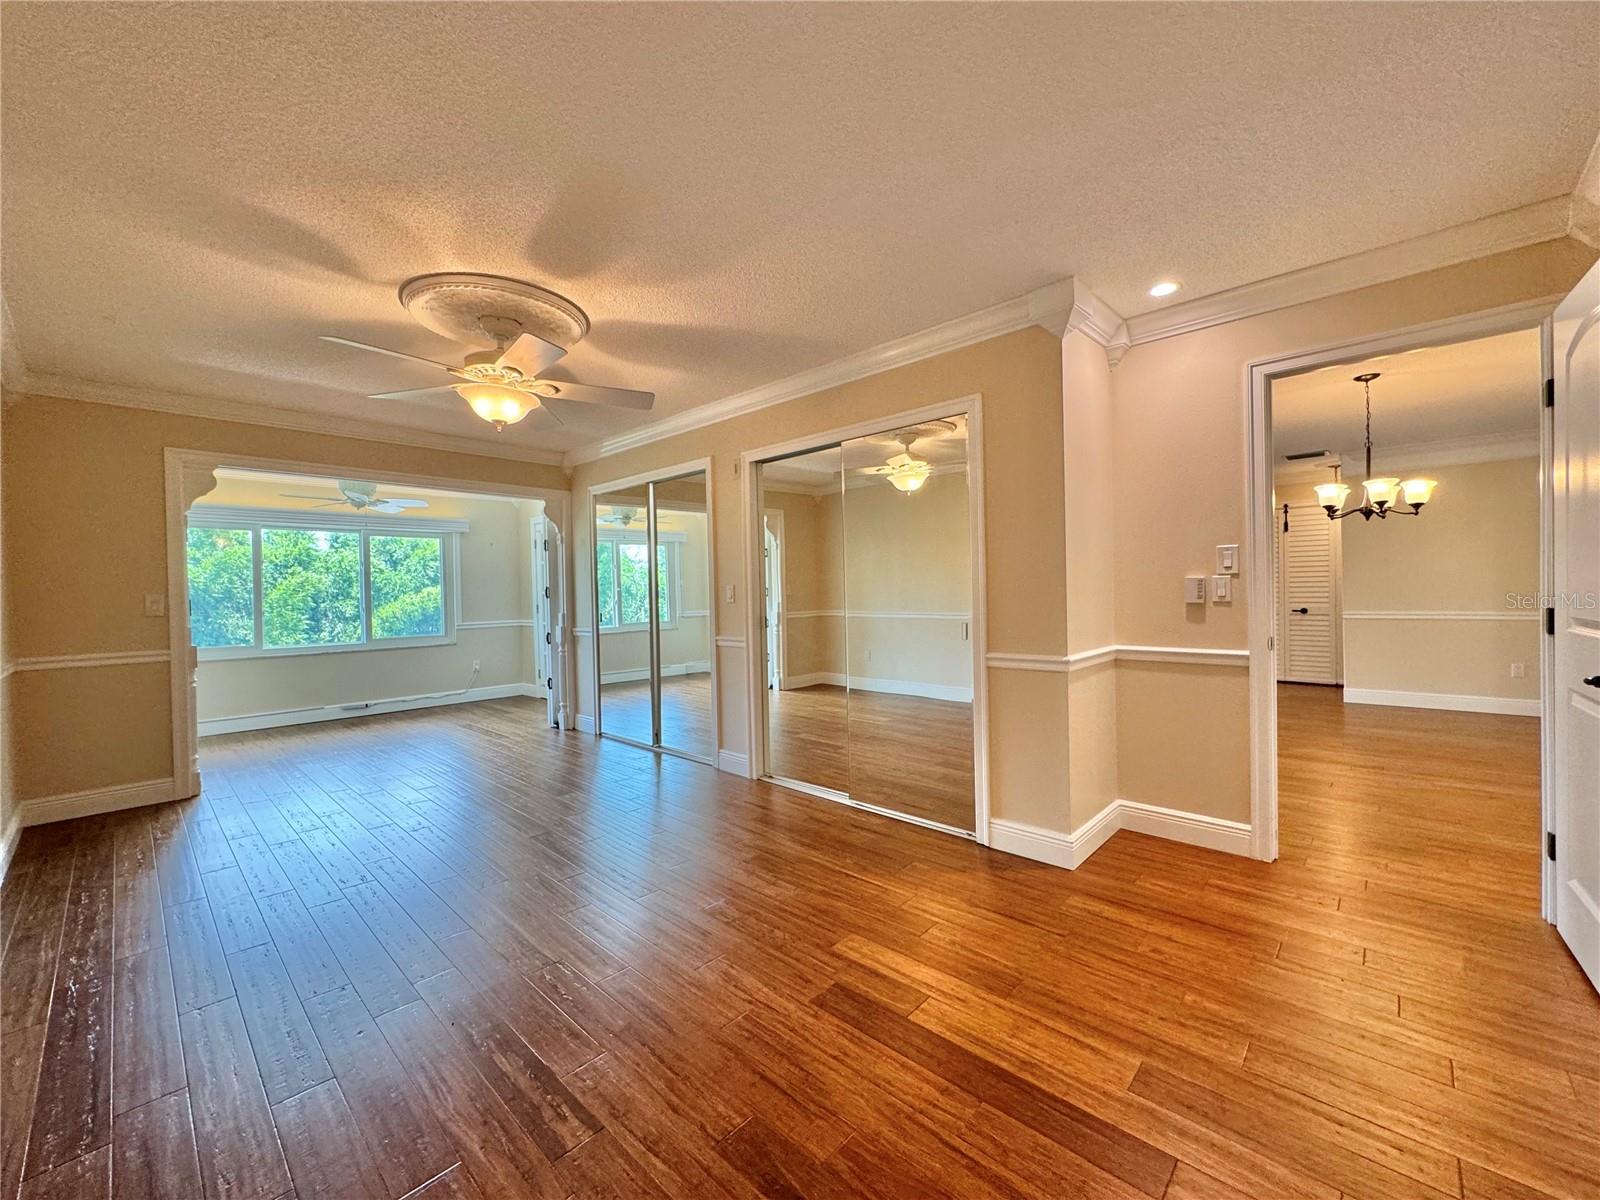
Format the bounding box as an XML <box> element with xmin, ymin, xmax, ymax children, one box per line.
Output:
<box><xmin>781</xmin><ymin>672</ymin><xmax>972</xmax><ymax>702</ymax></box>
<box><xmin>600</xmin><ymin>661</ymin><xmax>711</xmax><ymax>685</ymax></box>
<box><xmin>0</xmin><ymin>806</ymin><xmax>23</xmax><ymax>883</ymax></box>
<box><xmin>23</xmin><ymin>777</ymin><xmax>176</xmax><ymax>827</ymax></box>
<box><xmin>199</xmin><ymin>682</ymin><xmax>540</xmax><ymax>737</ymax></box>
<box><xmin>990</xmin><ymin>798</ymin><xmax>1250</xmax><ymax>871</ymax></box>
<box><xmin>576</xmin><ymin>713</ymin><xmax>596</xmax><ymax>733</ymax></box>
<box><xmin>717</xmin><ymin>750</ymin><xmax>751</xmax><ymax>777</ymax></box>
<box><xmin>1342</xmin><ymin>688</ymin><xmax>1540</xmax><ymax>717</ymax></box>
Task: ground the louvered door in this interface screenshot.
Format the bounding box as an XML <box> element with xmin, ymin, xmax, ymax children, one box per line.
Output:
<box><xmin>1277</xmin><ymin>503</ymin><xmax>1341</xmax><ymax>684</ymax></box>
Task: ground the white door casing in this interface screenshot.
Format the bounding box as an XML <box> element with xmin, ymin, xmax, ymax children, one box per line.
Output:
<box><xmin>1552</xmin><ymin>260</ymin><xmax>1600</xmax><ymax>993</ymax></box>
<box><xmin>1277</xmin><ymin>503</ymin><xmax>1341</xmax><ymax>685</ymax></box>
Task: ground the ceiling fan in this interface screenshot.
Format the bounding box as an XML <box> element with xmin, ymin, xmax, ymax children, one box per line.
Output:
<box><xmin>863</xmin><ymin>432</ymin><xmax>934</xmax><ymax>493</ymax></box>
<box><xmin>281</xmin><ymin>480</ymin><xmax>429</xmax><ymax>514</ymax></box>
<box><xmin>321</xmin><ymin>273</ymin><xmax>654</xmax><ymax>432</ymax></box>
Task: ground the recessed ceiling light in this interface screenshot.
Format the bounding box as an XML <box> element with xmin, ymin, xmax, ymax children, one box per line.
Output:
<box><xmin>1148</xmin><ymin>280</ymin><xmax>1180</xmax><ymax>298</ymax></box>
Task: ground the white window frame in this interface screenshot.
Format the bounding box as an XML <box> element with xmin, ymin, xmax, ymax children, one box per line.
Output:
<box><xmin>595</xmin><ymin>530</ymin><xmax>683</xmax><ymax>634</ymax></box>
<box><xmin>186</xmin><ymin>504</ymin><xmax>466</xmax><ymax>660</ymax></box>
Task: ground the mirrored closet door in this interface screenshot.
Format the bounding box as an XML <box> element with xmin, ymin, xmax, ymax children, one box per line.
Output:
<box><xmin>756</xmin><ymin>416</ymin><xmax>976</xmax><ymax>835</ymax></box>
<box><xmin>593</xmin><ymin>468</ymin><xmax>714</xmax><ymax>763</ymax></box>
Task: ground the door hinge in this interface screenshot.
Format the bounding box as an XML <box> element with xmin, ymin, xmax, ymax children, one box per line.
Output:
<box><xmin>1544</xmin><ymin>377</ymin><xmax>1555</xmax><ymax>408</ymax></box>
<box><xmin>1546</xmin><ymin>606</ymin><xmax>1556</xmax><ymax>637</ymax></box>
<box><xmin>1547</xmin><ymin>831</ymin><xmax>1556</xmax><ymax>861</ymax></box>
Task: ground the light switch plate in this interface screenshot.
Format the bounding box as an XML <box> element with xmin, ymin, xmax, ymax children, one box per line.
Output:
<box><xmin>1216</xmin><ymin>544</ymin><xmax>1239</xmax><ymax>575</ymax></box>
<box><xmin>1211</xmin><ymin>574</ymin><xmax>1232</xmax><ymax>603</ymax></box>
<box><xmin>1184</xmin><ymin>575</ymin><xmax>1206</xmax><ymax>604</ymax></box>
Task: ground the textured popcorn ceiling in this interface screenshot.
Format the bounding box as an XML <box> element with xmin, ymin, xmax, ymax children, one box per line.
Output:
<box><xmin>2</xmin><ymin>3</ymin><xmax>1596</xmax><ymax>455</ymax></box>
<box><xmin>1274</xmin><ymin>328</ymin><xmax>1543</xmax><ymax>456</ymax></box>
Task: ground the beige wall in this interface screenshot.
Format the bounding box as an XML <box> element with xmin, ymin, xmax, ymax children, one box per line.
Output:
<box><xmin>572</xmin><ymin>325</ymin><xmax>1073</xmax><ymax>829</ymax></box>
<box><xmin>0</xmin><ymin>392</ymin><xmax>566</xmax><ymax>804</ymax></box>
<box><xmin>191</xmin><ymin>476</ymin><xmax>543</xmax><ymax>724</ymax></box>
<box><xmin>1</xmin><ymin>395</ymin><xmax>14</xmax><ymax>858</ymax></box>
<box><xmin>1062</xmin><ymin>330</ymin><xmax>1120</xmax><ymax>827</ymax></box>
<box><xmin>1112</xmin><ymin>237</ymin><xmax>1594</xmax><ymax>823</ymax></box>
<box><xmin>1342</xmin><ymin>456</ymin><xmax>1540</xmax><ymax>702</ymax></box>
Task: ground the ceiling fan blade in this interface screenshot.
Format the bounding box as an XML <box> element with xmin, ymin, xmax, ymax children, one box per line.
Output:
<box><xmin>382</xmin><ymin>498</ymin><xmax>429</xmax><ymax>509</ymax></box>
<box><xmin>496</xmin><ymin>331</ymin><xmax>567</xmax><ymax>379</ymax></box>
<box><xmin>320</xmin><ymin>336</ymin><xmax>455</xmax><ymax>372</ymax></box>
<box><xmin>535</xmin><ymin>400</ymin><xmax>564</xmax><ymax>427</ymax></box>
<box><xmin>280</xmin><ymin>492</ymin><xmax>343</xmax><ymax>501</ymax></box>
<box><xmin>368</xmin><ymin>501</ymin><xmax>405</xmax><ymax>514</ymax></box>
<box><xmin>540</xmin><ymin>381</ymin><xmax>654</xmax><ymax>411</ymax></box>
<box><xmin>368</xmin><ymin>385</ymin><xmax>461</xmax><ymax>401</ymax></box>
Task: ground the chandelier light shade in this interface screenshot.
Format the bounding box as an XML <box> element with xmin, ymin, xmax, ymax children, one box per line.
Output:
<box><xmin>1308</xmin><ymin>373</ymin><xmax>1438</xmax><ymax>525</ymax></box>
<box><xmin>455</xmin><ymin>382</ymin><xmax>536</xmax><ymax>431</ymax></box>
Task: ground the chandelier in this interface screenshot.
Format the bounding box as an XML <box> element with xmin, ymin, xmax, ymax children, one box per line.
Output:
<box><xmin>1312</xmin><ymin>372</ymin><xmax>1437</xmax><ymax>523</ymax></box>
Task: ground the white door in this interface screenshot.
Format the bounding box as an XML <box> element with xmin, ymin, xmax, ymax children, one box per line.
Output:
<box><xmin>1277</xmin><ymin>503</ymin><xmax>1340</xmax><ymax>684</ymax></box>
<box><xmin>763</xmin><ymin>519</ymin><xmax>783</xmax><ymax>690</ymax></box>
<box><xmin>531</xmin><ymin>516</ymin><xmax>564</xmax><ymax>729</ymax></box>
<box><xmin>1552</xmin><ymin>260</ymin><xmax>1600</xmax><ymax>992</ymax></box>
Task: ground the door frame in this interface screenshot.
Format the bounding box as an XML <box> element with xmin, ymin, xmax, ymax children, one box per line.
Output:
<box><xmin>738</xmin><ymin>394</ymin><xmax>990</xmax><ymax>845</ymax></box>
<box><xmin>1244</xmin><ymin>295</ymin><xmax>1561</xmax><ymax>907</ymax></box>
<box><xmin>163</xmin><ymin>448</ymin><xmax>572</xmax><ymax>799</ymax></box>
<box><xmin>584</xmin><ymin>457</ymin><xmax>718</xmax><ymax>765</ymax></box>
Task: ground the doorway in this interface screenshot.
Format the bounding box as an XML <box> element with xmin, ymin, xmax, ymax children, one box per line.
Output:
<box><xmin>1246</xmin><ymin>272</ymin><xmax>1600</xmax><ymax>993</ymax></box>
<box><xmin>589</xmin><ymin>461</ymin><xmax>716</xmax><ymax>763</ymax></box>
<box><xmin>742</xmin><ymin>404</ymin><xmax>987</xmax><ymax>839</ymax></box>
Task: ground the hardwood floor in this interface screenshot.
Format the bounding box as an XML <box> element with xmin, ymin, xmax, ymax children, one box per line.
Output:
<box><xmin>2</xmin><ymin>689</ymin><xmax>1595</xmax><ymax>1199</ymax></box>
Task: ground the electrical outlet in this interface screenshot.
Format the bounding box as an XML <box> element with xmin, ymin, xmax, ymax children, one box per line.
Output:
<box><xmin>724</xmin><ymin>583</ymin><xmax>736</xmax><ymax>604</ymax></box>
<box><xmin>472</xmin><ymin>658</ymin><xmax>481</xmax><ymax>672</ymax></box>
<box><xmin>144</xmin><ymin>592</ymin><xmax>166</xmax><ymax>617</ymax></box>
<box><xmin>1510</xmin><ymin>661</ymin><xmax>1525</xmax><ymax>679</ymax></box>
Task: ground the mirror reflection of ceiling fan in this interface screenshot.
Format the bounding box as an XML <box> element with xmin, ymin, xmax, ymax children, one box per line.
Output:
<box><xmin>596</xmin><ymin>506</ymin><xmax>641</xmax><ymax>527</ymax></box>
<box><xmin>280</xmin><ymin>480</ymin><xmax>428</xmax><ymax>514</ymax></box>
<box><xmin>321</xmin><ymin>274</ymin><xmax>654</xmax><ymax>432</ymax></box>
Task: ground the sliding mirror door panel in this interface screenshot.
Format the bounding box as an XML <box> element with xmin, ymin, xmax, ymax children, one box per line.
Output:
<box><xmin>758</xmin><ymin>448</ymin><xmax>850</xmax><ymax>793</ymax></box>
<box><xmin>841</xmin><ymin>418</ymin><xmax>975</xmax><ymax>831</ymax></box>
<box><xmin>594</xmin><ymin>488</ymin><xmax>656</xmax><ymax>746</ymax></box>
<box><xmin>652</xmin><ymin>471</ymin><xmax>714</xmax><ymax>761</ymax></box>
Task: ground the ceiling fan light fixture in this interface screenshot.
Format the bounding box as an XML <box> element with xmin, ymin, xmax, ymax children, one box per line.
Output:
<box><xmin>455</xmin><ymin>382</ymin><xmax>535</xmax><ymax>431</ymax></box>
<box><xmin>883</xmin><ymin>454</ymin><xmax>932</xmax><ymax>493</ymax></box>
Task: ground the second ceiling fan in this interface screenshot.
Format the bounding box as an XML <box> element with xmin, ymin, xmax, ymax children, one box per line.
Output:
<box><xmin>323</xmin><ymin>274</ymin><xmax>654</xmax><ymax>431</ymax></box>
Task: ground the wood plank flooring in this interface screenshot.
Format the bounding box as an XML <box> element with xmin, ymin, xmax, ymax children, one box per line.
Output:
<box><xmin>1</xmin><ymin>687</ymin><xmax>1595</xmax><ymax>1199</ymax></box>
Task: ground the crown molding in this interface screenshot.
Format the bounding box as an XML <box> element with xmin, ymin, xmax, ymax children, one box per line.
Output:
<box><xmin>565</xmin><ymin>278</ymin><xmax>1115</xmax><ymax>468</ymax></box>
<box><xmin>1334</xmin><ymin>429</ymin><xmax>1541</xmax><ymax>471</ymax></box>
<box><xmin>1031</xmin><ymin>278</ymin><xmax>1132</xmax><ymax>366</ymax></box>
<box><xmin>12</xmin><ymin>372</ymin><xmax>569</xmax><ymax>468</ymax></box>
<box><xmin>1123</xmin><ymin>196</ymin><xmax>1576</xmax><ymax>348</ymax></box>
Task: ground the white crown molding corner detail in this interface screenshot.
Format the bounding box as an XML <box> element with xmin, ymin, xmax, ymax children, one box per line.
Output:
<box><xmin>1124</xmin><ymin>196</ymin><xmax>1576</xmax><ymax>347</ymax></box>
<box><xmin>22</xmin><ymin>777</ymin><xmax>176</xmax><ymax>827</ymax></box>
<box><xmin>18</xmin><ymin>373</ymin><xmax>568</xmax><ymax>467</ymax></box>
<box><xmin>716</xmin><ymin>749</ymin><xmax>750</xmax><ymax>777</ymax></box>
<box><xmin>1571</xmin><ymin>133</ymin><xmax>1600</xmax><ymax>249</ymax></box>
<box><xmin>990</xmin><ymin>798</ymin><xmax>1250</xmax><ymax>871</ymax></box>
<box><xmin>1029</xmin><ymin>279</ymin><xmax>1132</xmax><ymax>367</ymax></box>
<box><xmin>13</xmin><ymin>649</ymin><xmax>172</xmax><ymax>672</ymax></box>
<box><xmin>0</xmin><ymin>806</ymin><xmax>22</xmax><ymax>885</ymax></box>
<box><xmin>1343</xmin><ymin>688</ymin><xmax>1540</xmax><ymax>717</ymax></box>
<box><xmin>1342</xmin><ymin>610</ymin><xmax>1538</xmax><ymax>622</ymax></box>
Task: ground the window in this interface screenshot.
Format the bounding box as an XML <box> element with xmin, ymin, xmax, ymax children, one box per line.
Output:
<box><xmin>186</xmin><ymin>509</ymin><xmax>458</xmax><ymax>657</ymax></box>
<box><xmin>595</xmin><ymin>534</ymin><xmax>677</xmax><ymax>630</ymax></box>
<box><xmin>186</xmin><ymin>527</ymin><xmax>255</xmax><ymax>648</ymax></box>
